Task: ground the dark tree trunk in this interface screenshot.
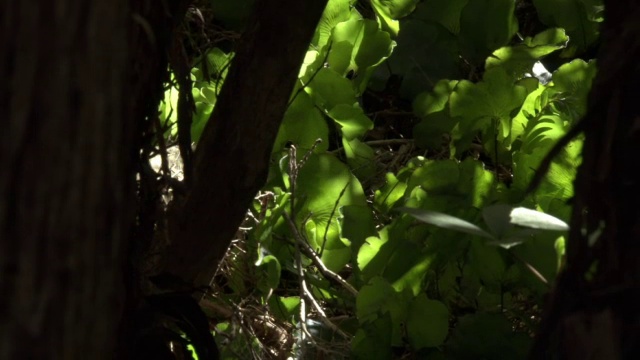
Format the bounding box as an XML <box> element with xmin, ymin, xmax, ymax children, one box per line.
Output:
<box><xmin>530</xmin><ymin>1</ymin><xmax>640</xmax><ymax>359</ymax></box>
<box><xmin>0</xmin><ymin>1</ymin><xmax>133</xmax><ymax>359</ymax></box>
<box><xmin>160</xmin><ymin>0</ymin><xmax>329</xmax><ymax>287</ymax></box>
<box><xmin>0</xmin><ymin>0</ymin><xmax>190</xmax><ymax>358</ymax></box>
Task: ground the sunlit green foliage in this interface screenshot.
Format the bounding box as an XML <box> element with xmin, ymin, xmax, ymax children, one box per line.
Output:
<box><xmin>165</xmin><ymin>0</ymin><xmax>602</xmax><ymax>358</ymax></box>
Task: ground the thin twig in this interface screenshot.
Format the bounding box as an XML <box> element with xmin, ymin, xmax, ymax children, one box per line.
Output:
<box><xmin>283</xmin><ymin>212</ymin><xmax>358</xmax><ymax>297</ymax></box>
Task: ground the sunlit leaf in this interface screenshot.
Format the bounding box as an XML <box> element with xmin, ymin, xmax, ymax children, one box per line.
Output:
<box><xmin>399</xmin><ymin>207</ymin><xmax>494</xmax><ymax>239</ymax></box>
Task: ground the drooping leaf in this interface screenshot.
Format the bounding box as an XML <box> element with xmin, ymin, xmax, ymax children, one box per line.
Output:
<box><xmin>509</xmin><ymin>207</ymin><xmax>569</xmax><ymax>231</ymax></box>
<box><xmin>399</xmin><ymin>207</ymin><xmax>494</xmax><ymax>239</ymax></box>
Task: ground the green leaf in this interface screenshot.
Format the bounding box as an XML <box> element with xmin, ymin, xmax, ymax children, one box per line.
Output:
<box><xmin>256</xmin><ymin>255</ymin><xmax>281</xmax><ymax>292</ymax></box>
<box><xmin>406</xmin><ymin>294</ymin><xmax>449</xmax><ymax>349</ymax></box>
<box><xmin>487</xmin><ymin>28</ymin><xmax>569</xmax><ymax>78</ymax></box>
<box><xmin>314</xmin><ymin>0</ymin><xmax>359</xmax><ymax>48</ymax></box>
<box><xmin>371</xmin><ymin>0</ymin><xmax>419</xmax><ymax>20</ymax></box>
<box><xmin>342</xmin><ymin>137</ymin><xmax>376</xmax><ymax>179</ymax></box>
<box><xmin>330</xmin><ymin>19</ymin><xmax>396</xmax><ymax>93</ymax></box>
<box><xmin>533</xmin><ymin>0</ymin><xmax>602</xmax><ymax>55</ymax></box>
<box><xmin>549</xmin><ymin>59</ymin><xmax>597</xmax><ymax>119</ymax></box>
<box><xmin>413</xmin><ymin>80</ymin><xmax>459</xmax><ymax>118</ymax></box>
<box><xmin>340</xmin><ymin>205</ymin><xmax>377</xmax><ymax>251</ymax></box>
<box><xmin>306</xmin><ymin>68</ymin><xmax>358</xmax><ymax>110</ymax></box>
<box><xmin>399</xmin><ymin>207</ymin><xmax>494</xmax><ymax>240</ymax></box>
<box><xmin>329</xmin><ymin>104</ymin><xmax>373</xmax><ymax>140</ymax></box>
<box><xmin>407</xmin><ymin>159</ymin><xmax>460</xmax><ymax>193</ymax></box>
<box><xmin>446</xmin><ymin>313</ymin><xmax>532</xmax><ymax>359</ymax></box>
<box><xmin>374</xmin><ymin>173</ymin><xmax>408</xmax><ymax>213</ymax></box>
<box><xmin>449</xmin><ymin>67</ymin><xmax>527</xmax><ymax>151</ymax></box>
<box><xmin>352</xmin><ymin>312</ymin><xmax>393</xmax><ymax>359</ymax></box>
<box><xmin>268</xmin><ymin>296</ymin><xmax>300</xmax><ymax>322</ymax></box>
<box><xmin>387</xmin><ymin>19</ymin><xmax>460</xmax><ymax>97</ymax></box>
<box><xmin>417</xmin><ymin>0</ymin><xmax>469</xmax><ymax>34</ymax></box>
<box><xmin>273</xmin><ymin>91</ymin><xmax>329</xmax><ymax>156</ymax></box>
<box><xmin>459</xmin><ymin>0</ymin><xmax>518</xmax><ymax>62</ymax></box>
<box><xmin>358</xmin><ymin>234</ymin><xmax>389</xmax><ymax>276</ymax></box>
<box><xmin>292</xmin><ymin>154</ymin><xmax>368</xmax><ymax>272</ymax></box>
<box><xmin>470</xmin><ymin>242</ymin><xmax>506</xmax><ymax>288</ymax></box>
<box><xmin>356</xmin><ymin>276</ymin><xmax>409</xmax><ymax>345</ymax></box>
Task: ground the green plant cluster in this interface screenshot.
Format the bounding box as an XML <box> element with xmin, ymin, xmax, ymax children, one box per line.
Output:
<box><xmin>160</xmin><ymin>0</ymin><xmax>602</xmax><ymax>358</ymax></box>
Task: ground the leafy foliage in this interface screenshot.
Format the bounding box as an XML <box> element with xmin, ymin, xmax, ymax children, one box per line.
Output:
<box><xmin>160</xmin><ymin>0</ymin><xmax>602</xmax><ymax>358</ymax></box>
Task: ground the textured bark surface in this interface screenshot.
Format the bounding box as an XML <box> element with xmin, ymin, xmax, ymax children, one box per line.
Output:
<box><xmin>529</xmin><ymin>1</ymin><xmax>640</xmax><ymax>358</ymax></box>
<box><xmin>162</xmin><ymin>0</ymin><xmax>329</xmax><ymax>287</ymax></box>
<box><xmin>0</xmin><ymin>1</ymin><xmax>133</xmax><ymax>359</ymax></box>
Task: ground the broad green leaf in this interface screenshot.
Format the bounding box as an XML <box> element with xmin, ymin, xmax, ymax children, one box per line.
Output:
<box><xmin>306</xmin><ymin>68</ymin><xmax>358</xmax><ymax>110</ymax></box>
<box><xmin>459</xmin><ymin>0</ymin><xmax>518</xmax><ymax>62</ymax></box>
<box><xmin>273</xmin><ymin>91</ymin><xmax>329</xmax><ymax>156</ymax></box>
<box><xmin>399</xmin><ymin>207</ymin><xmax>494</xmax><ymax>239</ymax></box>
<box><xmin>329</xmin><ymin>104</ymin><xmax>373</xmax><ymax>140</ymax></box>
<box><xmin>384</xmin><ymin>240</ymin><xmax>432</xmax><ymax>295</ymax></box>
<box><xmin>293</xmin><ymin>154</ymin><xmax>367</xmax><ymax>272</ymax></box>
<box><xmin>511</xmin><ymin>81</ymin><xmax>546</xmax><ymax>145</ymax></box>
<box><xmin>387</xmin><ymin>19</ymin><xmax>460</xmax><ymax>97</ymax></box>
<box><xmin>413</xmin><ymin>80</ymin><xmax>459</xmax><ymax>118</ymax></box>
<box><xmin>351</xmin><ymin>312</ymin><xmax>393</xmax><ymax>359</ymax></box>
<box><xmin>314</xmin><ymin>0</ymin><xmax>359</xmax><ymax>48</ymax></box>
<box><xmin>470</xmin><ymin>242</ymin><xmax>506</xmax><ymax>288</ymax></box>
<box><xmin>268</xmin><ymin>296</ymin><xmax>300</xmax><ymax>322</ymax></box>
<box><xmin>417</xmin><ymin>0</ymin><xmax>469</xmax><ymax>34</ymax></box>
<box><xmin>342</xmin><ymin>137</ymin><xmax>376</xmax><ymax>179</ymax></box>
<box><xmin>374</xmin><ymin>173</ymin><xmax>408</xmax><ymax>213</ymax></box>
<box><xmin>548</xmin><ymin>59</ymin><xmax>597</xmax><ymax>119</ymax></box>
<box><xmin>413</xmin><ymin>111</ymin><xmax>456</xmax><ymax>149</ymax></box>
<box><xmin>358</xmin><ymin>234</ymin><xmax>389</xmax><ymax>275</ymax></box>
<box><xmin>340</xmin><ymin>205</ymin><xmax>376</xmax><ymax>251</ymax></box>
<box><xmin>406</xmin><ymin>294</ymin><xmax>449</xmax><ymax>348</ymax></box>
<box><xmin>371</xmin><ymin>0</ymin><xmax>419</xmax><ymax>19</ymax></box>
<box><xmin>331</xmin><ymin>19</ymin><xmax>396</xmax><ymax>92</ymax></box>
<box><xmin>533</xmin><ymin>0</ymin><xmax>602</xmax><ymax>55</ymax></box>
<box><xmin>450</xmin><ymin>67</ymin><xmax>527</xmax><ymax>150</ymax></box>
<box><xmin>487</xmin><ymin>28</ymin><xmax>569</xmax><ymax>78</ymax></box>
<box><xmin>456</xmin><ymin>158</ymin><xmax>495</xmax><ymax>208</ymax></box>
<box><xmin>256</xmin><ymin>255</ymin><xmax>281</xmax><ymax>292</ymax></box>
<box><xmin>407</xmin><ymin>159</ymin><xmax>460</xmax><ymax>193</ymax></box>
<box><xmin>356</xmin><ymin>276</ymin><xmax>409</xmax><ymax>345</ymax></box>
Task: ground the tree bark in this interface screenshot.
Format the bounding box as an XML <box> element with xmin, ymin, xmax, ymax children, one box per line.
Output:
<box><xmin>529</xmin><ymin>1</ymin><xmax>640</xmax><ymax>358</ymax></box>
<box><xmin>161</xmin><ymin>0</ymin><xmax>329</xmax><ymax>287</ymax></box>
<box><xmin>0</xmin><ymin>1</ymin><xmax>133</xmax><ymax>359</ymax></box>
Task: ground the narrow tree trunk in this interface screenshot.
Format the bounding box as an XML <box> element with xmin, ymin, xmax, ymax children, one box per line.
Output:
<box><xmin>530</xmin><ymin>1</ymin><xmax>640</xmax><ymax>358</ymax></box>
<box><xmin>0</xmin><ymin>1</ymin><xmax>132</xmax><ymax>359</ymax></box>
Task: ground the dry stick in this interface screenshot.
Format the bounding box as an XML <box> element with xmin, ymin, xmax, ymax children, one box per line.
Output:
<box><xmin>283</xmin><ymin>212</ymin><xmax>358</xmax><ymax>297</ymax></box>
<box><xmin>285</xmin><ymin>140</ymin><xmax>357</xmax><ymax>352</ymax></box>
<box><xmin>286</xmin><ymin>144</ymin><xmax>308</xmax><ymax>347</ymax></box>
<box><xmin>300</xmin><ymin>277</ymin><xmax>350</xmax><ymax>339</ymax></box>
<box><xmin>509</xmin><ymin>250</ymin><xmax>550</xmax><ymax>286</ymax></box>
<box><xmin>319</xmin><ymin>180</ymin><xmax>350</xmax><ymax>257</ymax></box>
